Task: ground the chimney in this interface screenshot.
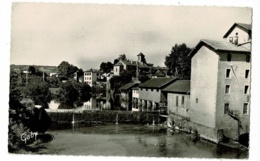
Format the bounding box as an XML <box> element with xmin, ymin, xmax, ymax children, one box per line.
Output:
<box><xmin>233</xmin><ymin>33</ymin><xmax>239</xmax><ymax>45</ymax></box>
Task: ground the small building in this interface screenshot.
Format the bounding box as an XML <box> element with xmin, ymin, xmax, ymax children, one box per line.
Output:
<box><xmin>138</xmin><ymin>77</ymin><xmax>177</xmax><ymax>112</ymax></box>
<box><xmin>119</xmin><ymin>82</ymin><xmax>139</xmax><ymax>111</ymax></box>
<box><xmin>113</xmin><ymin>53</ymin><xmax>153</xmax><ymax>76</ymax></box>
<box><xmin>84</xmin><ymin>69</ymin><xmax>102</xmax><ymax>86</ymax></box>
<box><xmin>162</xmin><ymin>80</ymin><xmax>190</xmax><ymax>118</ymax></box>
<box><xmin>152</xmin><ymin>69</ymin><xmax>167</xmax><ymax>78</ymax></box>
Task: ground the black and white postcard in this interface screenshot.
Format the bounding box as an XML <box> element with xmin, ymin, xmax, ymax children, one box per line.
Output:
<box><xmin>2</xmin><ymin>0</ymin><xmax>260</xmax><ymax>161</ymax></box>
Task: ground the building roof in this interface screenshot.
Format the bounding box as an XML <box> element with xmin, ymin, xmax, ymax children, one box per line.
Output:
<box><xmin>223</xmin><ymin>23</ymin><xmax>252</xmax><ymax>38</ymax></box>
<box><xmin>139</xmin><ymin>77</ymin><xmax>177</xmax><ymax>89</ymax></box>
<box><xmin>153</xmin><ymin>70</ymin><xmax>166</xmax><ymax>77</ymax></box>
<box><xmin>120</xmin><ymin>83</ymin><xmax>139</xmax><ymax>91</ymax></box>
<box><xmin>132</xmin><ymin>87</ymin><xmax>139</xmax><ymax>90</ymax></box>
<box><xmin>137</xmin><ymin>52</ymin><xmax>144</xmax><ymax>56</ymax></box>
<box><xmin>189</xmin><ymin>39</ymin><xmax>251</xmax><ymax>58</ymax></box>
<box><xmin>114</xmin><ymin>60</ymin><xmax>151</xmax><ymax>68</ymax></box>
<box><xmin>38</xmin><ymin>66</ymin><xmax>58</xmax><ymax>74</ymax></box>
<box><xmin>85</xmin><ymin>69</ymin><xmax>102</xmax><ymax>73</ymax></box>
<box><xmin>162</xmin><ymin>80</ymin><xmax>190</xmax><ymax>94</ymax></box>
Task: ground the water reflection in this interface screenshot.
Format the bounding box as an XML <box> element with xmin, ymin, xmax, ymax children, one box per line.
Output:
<box><xmin>48</xmin><ymin>97</ymin><xmax>106</xmax><ymax>112</ymax></box>
<box><xmin>45</xmin><ymin>123</ymin><xmax>248</xmax><ymax>158</ymax></box>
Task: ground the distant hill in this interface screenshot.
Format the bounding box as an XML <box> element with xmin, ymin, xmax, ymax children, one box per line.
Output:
<box><xmin>10</xmin><ymin>64</ymin><xmax>58</xmax><ymax>73</ymax></box>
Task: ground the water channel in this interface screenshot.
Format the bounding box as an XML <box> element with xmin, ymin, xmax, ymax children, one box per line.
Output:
<box><xmin>35</xmin><ymin>123</ymin><xmax>248</xmax><ymax>158</ymax></box>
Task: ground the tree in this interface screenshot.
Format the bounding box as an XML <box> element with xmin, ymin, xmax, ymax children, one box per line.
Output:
<box><xmin>110</xmin><ymin>70</ymin><xmax>133</xmax><ymax>90</ymax></box>
<box><xmin>56</xmin><ymin>80</ymin><xmax>91</xmax><ymax>109</ymax></box>
<box><xmin>77</xmin><ymin>68</ymin><xmax>84</xmax><ymax>77</ymax></box>
<box><xmin>57</xmin><ymin>61</ymin><xmax>78</xmax><ymax>78</ymax></box>
<box><xmin>118</xmin><ymin>54</ymin><xmax>127</xmax><ymax>60</ymax></box>
<box><xmin>9</xmin><ymin>70</ymin><xmax>23</xmax><ymax>103</ymax></box>
<box><xmin>100</xmin><ymin>62</ymin><xmax>113</xmax><ymax>73</ymax></box>
<box><xmin>28</xmin><ymin>66</ymin><xmax>36</xmax><ymax>75</ymax></box>
<box><xmin>138</xmin><ymin>74</ymin><xmax>150</xmax><ymax>83</ymax></box>
<box><xmin>109</xmin><ymin>70</ymin><xmax>133</xmax><ymax>110</ymax></box>
<box><xmin>23</xmin><ymin>78</ymin><xmax>52</xmax><ymax>108</ymax></box>
<box><xmin>46</xmin><ymin>76</ymin><xmax>60</xmax><ymax>88</ymax></box>
<box><xmin>91</xmin><ymin>84</ymin><xmax>106</xmax><ymax>97</ymax></box>
<box><xmin>165</xmin><ymin>43</ymin><xmax>192</xmax><ymax>79</ymax></box>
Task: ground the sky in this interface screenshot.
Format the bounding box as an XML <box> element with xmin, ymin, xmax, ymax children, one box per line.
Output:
<box><xmin>10</xmin><ymin>3</ymin><xmax>252</xmax><ymax>70</ymax></box>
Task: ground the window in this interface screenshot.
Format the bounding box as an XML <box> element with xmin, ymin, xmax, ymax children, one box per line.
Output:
<box><xmin>244</xmin><ymin>85</ymin><xmax>249</xmax><ymax>94</ymax></box>
<box><xmin>196</xmin><ymin>98</ymin><xmax>198</xmax><ymax>103</ymax></box>
<box><xmin>243</xmin><ymin>103</ymin><xmax>249</xmax><ymax>115</ymax></box>
<box><xmin>157</xmin><ymin>89</ymin><xmax>159</xmax><ymax>92</ymax></box>
<box><xmin>226</xmin><ymin>69</ymin><xmax>231</xmax><ymax>78</ymax></box>
<box><xmin>229</xmin><ymin>37</ymin><xmax>233</xmax><ymax>43</ymax></box>
<box><xmin>146</xmin><ymin>89</ymin><xmax>148</xmax><ymax>91</ymax></box>
<box><xmin>245</xmin><ymin>70</ymin><xmax>250</xmax><ymax>79</ymax></box>
<box><xmin>246</xmin><ymin>55</ymin><xmax>251</xmax><ymax>63</ymax></box>
<box><xmin>151</xmin><ymin>89</ymin><xmax>153</xmax><ymax>92</ymax></box>
<box><xmin>176</xmin><ymin>96</ymin><xmax>179</xmax><ymax>107</ymax></box>
<box><xmin>181</xmin><ymin>96</ymin><xmax>185</xmax><ymax>105</ymax></box>
<box><xmin>224</xmin><ymin>103</ymin><xmax>229</xmax><ymax>114</ymax></box>
<box><xmin>227</xmin><ymin>54</ymin><xmax>232</xmax><ymax>62</ymax></box>
<box><xmin>225</xmin><ymin>85</ymin><xmax>230</xmax><ymax>94</ymax></box>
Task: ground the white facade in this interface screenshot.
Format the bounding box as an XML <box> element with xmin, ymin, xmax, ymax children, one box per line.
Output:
<box><xmin>113</xmin><ymin>66</ymin><xmax>121</xmax><ymax>76</ymax></box>
<box><xmin>84</xmin><ymin>71</ymin><xmax>101</xmax><ymax>86</ymax></box>
<box><xmin>132</xmin><ymin>88</ymin><xmax>139</xmax><ymax>111</ymax></box>
<box><xmin>167</xmin><ymin>93</ymin><xmax>190</xmax><ymax>118</ymax></box>
<box><xmin>190</xmin><ymin>46</ymin><xmax>219</xmax><ymax>128</ymax></box>
<box><xmin>224</xmin><ymin>26</ymin><xmax>251</xmax><ymax>45</ymax></box>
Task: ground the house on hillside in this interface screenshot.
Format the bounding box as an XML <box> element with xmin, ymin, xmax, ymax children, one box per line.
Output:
<box><xmin>138</xmin><ymin>77</ymin><xmax>177</xmax><ymax>112</ymax></box>
<box><xmin>39</xmin><ymin>66</ymin><xmax>58</xmax><ymax>77</ymax></box>
<box><xmin>152</xmin><ymin>69</ymin><xmax>167</xmax><ymax>78</ymax></box>
<box><xmin>84</xmin><ymin>69</ymin><xmax>103</xmax><ymax>86</ymax></box>
<box><xmin>119</xmin><ymin>83</ymin><xmax>139</xmax><ymax>111</ymax></box>
<box><xmin>187</xmin><ymin>22</ymin><xmax>251</xmax><ymax>143</ymax></box>
<box><xmin>113</xmin><ymin>53</ymin><xmax>153</xmax><ymax>76</ymax></box>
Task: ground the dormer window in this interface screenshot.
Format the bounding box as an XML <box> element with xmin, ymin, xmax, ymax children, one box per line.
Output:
<box><xmin>229</xmin><ymin>37</ymin><xmax>233</xmax><ymax>43</ymax></box>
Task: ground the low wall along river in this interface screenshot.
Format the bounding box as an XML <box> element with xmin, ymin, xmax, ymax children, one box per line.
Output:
<box><xmin>48</xmin><ymin>111</ymin><xmax>161</xmax><ymax>124</ymax></box>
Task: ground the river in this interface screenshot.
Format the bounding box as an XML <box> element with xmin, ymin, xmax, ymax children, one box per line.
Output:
<box><xmin>33</xmin><ymin>123</ymin><xmax>248</xmax><ymax>158</ymax></box>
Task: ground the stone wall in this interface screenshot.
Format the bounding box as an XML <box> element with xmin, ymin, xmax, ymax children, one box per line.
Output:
<box><xmin>168</xmin><ymin>114</ymin><xmax>223</xmax><ymax>143</ymax></box>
